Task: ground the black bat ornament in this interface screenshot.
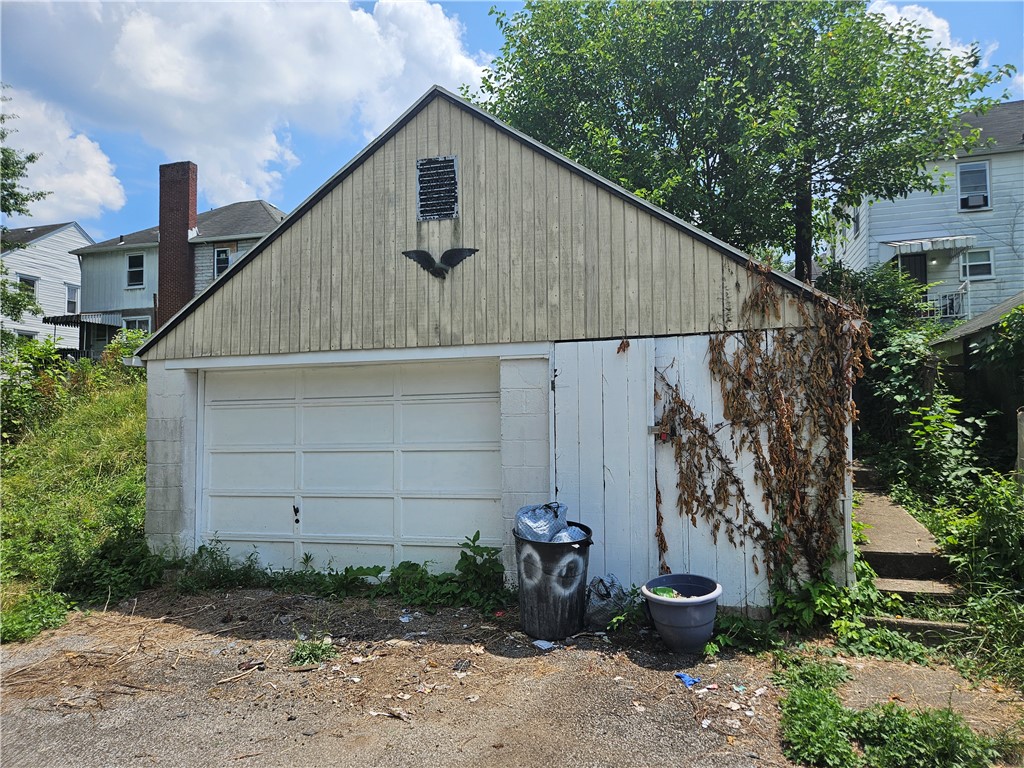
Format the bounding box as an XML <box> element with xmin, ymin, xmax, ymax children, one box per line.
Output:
<box><xmin>402</xmin><ymin>248</ymin><xmax>478</xmax><ymax>279</ymax></box>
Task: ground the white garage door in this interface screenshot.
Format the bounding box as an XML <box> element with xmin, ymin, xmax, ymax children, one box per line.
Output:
<box><xmin>201</xmin><ymin>360</ymin><xmax>501</xmax><ymax>572</ymax></box>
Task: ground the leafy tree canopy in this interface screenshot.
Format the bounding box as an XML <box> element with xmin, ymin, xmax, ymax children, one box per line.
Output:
<box><xmin>473</xmin><ymin>0</ymin><xmax>1014</xmax><ymax>280</ymax></box>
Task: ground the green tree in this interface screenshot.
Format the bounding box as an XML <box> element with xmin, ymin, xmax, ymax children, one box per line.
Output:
<box><xmin>474</xmin><ymin>1</ymin><xmax>1014</xmax><ymax>281</ymax></box>
<box><xmin>1</xmin><ymin>88</ymin><xmax>50</xmax><ymax>347</ymax></box>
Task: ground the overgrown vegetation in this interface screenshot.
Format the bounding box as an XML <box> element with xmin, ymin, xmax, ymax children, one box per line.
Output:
<box><xmin>775</xmin><ymin>655</ymin><xmax>1017</xmax><ymax>768</ymax></box>
<box><xmin>173</xmin><ymin>532</ymin><xmax>512</xmax><ymax>614</ymax></box>
<box><xmin>654</xmin><ymin>263</ymin><xmax>870</xmax><ymax>594</ymax></box>
<box><xmin>817</xmin><ymin>262</ymin><xmax>1024</xmax><ymax>687</ymax></box>
<box><xmin>1</xmin><ymin>332</ymin><xmax>156</xmax><ymax>641</ymax></box>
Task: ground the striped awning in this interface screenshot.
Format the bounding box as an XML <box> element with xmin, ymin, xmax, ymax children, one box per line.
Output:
<box><xmin>42</xmin><ymin>312</ymin><xmax>122</xmax><ymax>328</ymax></box>
<box><xmin>882</xmin><ymin>236</ymin><xmax>976</xmax><ymax>255</ymax></box>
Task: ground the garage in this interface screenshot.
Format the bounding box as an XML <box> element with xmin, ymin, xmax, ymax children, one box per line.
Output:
<box><xmin>200</xmin><ymin>360</ymin><xmax>502</xmax><ymax>571</ymax></box>
<box><xmin>140</xmin><ymin>86</ymin><xmax>855</xmax><ymax>608</ymax></box>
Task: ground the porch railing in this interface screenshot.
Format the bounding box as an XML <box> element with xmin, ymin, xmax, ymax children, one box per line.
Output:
<box><xmin>922</xmin><ymin>282</ymin><xmax>970</xmax><ymax>320</ymax></box>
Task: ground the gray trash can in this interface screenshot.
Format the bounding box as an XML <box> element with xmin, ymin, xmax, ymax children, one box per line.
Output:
<box><xmin>514</xmin><ymin>522</ymin><xmax>593</xmax><ymax>640</ymax></box>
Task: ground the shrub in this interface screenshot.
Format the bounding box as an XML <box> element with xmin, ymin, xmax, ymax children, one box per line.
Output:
<box><xmin>0</xmin><ymin>338</ymin><xmax>72</xmax><ymax>443</ymax></box>
<box><xmin>0</xmin><ymin>591</ymin><xmax>70</xmax><ymax>643</ymax></box>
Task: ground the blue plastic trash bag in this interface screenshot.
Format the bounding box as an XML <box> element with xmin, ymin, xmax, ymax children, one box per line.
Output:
<box><xmin>549</xmin><ymin>524</ymin><xmax>589</xmax><ymax>543</ymax></box>
<box><xmin>514</xmin><ymin>503</ymin><xmax>568</xmax><ymax>542</ymax></box>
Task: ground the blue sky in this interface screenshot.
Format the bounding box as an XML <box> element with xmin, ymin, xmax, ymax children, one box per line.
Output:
<box><xmin>2</xmin><ymin>1</ymin><xmax>1021</xmax><ymax>242</ymax></box>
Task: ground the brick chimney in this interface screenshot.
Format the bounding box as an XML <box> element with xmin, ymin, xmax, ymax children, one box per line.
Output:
<box><xmin>156</xmin><ymin>161</ymin><xmax>198</xmax><ymax>328</ymax></box>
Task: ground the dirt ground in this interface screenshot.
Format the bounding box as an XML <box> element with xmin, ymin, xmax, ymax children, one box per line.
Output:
<box><xmin>1</xmin><ymin>588</ymin><xmax>1021</xmax><ymax>768</ymax></box>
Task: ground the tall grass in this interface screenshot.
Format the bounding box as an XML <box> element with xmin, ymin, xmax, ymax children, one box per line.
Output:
<box><xmin>1</xmin><ymin>381</ymin><xmax>148</xmax><ymax>591</ymax></box>
<box><xmin>1</xmin><ymin>337</ymin><xmax>161</xmax><ymax>640</ymax></box>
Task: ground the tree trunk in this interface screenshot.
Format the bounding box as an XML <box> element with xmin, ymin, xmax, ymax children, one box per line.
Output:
<box><xmin>794</xmin><ymin>163</ymin><xmax>814</xmax><ymax>283</ymax></box>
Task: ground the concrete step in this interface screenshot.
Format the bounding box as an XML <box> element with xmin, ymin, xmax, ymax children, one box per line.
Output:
<box><xmin>861</xmin><ymin>550</ymin><xmax>954</xmax><ymax>580</ymax></box>
<box><xmin>874</xmin><ymin>577</ymin><xmax>957</xmax><ymax>603</ymax></box>
<box><xmin>855</xmin><ymin>489</ymin><xmax>953</xmax><ymax>580</ymax></box>
<box><xmin>852</xmin><ymin>461</ymin><xmax>885</xmax><ymax>491</ymax></box>
<box><xmin>862</xmin><ymin>615</ymin><xmax>971</xmax><ymax>646</ymax></box>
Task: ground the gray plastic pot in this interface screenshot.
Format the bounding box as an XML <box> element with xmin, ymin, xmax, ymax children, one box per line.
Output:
<box><xmin>640</xmin><ymin>574</ymin><xmax>723</xmax><ymax>653</ymax></box>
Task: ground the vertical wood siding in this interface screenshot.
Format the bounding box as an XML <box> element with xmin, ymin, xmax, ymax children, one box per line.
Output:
<box><xmin>553</xmin><ymin>335</ymin><xmax>776</xmax><ymax>609</ymax></box>
<box><xmin>553</xmin><ymin>339</ymin><xmax>657</xmax><ymax>588</ymax></box>
<box><xmin>145</xmin><ymin>96</ymin><xmax>804</xmax><ymax>361</ymax></box>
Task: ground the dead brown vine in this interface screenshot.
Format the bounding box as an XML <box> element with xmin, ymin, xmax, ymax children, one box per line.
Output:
<box><xmin>656</xmin><ymin>266</ymin><xmax>870</xmax><ymax>587</ymax></box>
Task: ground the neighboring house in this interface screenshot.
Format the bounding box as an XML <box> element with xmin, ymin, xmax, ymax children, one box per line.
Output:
<box><xmin>137</xmin><ymin>86</ymin><xmax>857</xmax><ymax>612</ymax></box>
<box><xmin>67</xmin><ymin>162</ymin><xmax>285</xmax><ymax>357</ymax></box>
<box><xmin>834</xmin><ymin>100</ymin><xmax>1024</xmax><ymax>320</ymax></box>
<box><xmin>0</xmin><ymin>222</ymin><xmax>92</xmax><ymax>347</ymax></box>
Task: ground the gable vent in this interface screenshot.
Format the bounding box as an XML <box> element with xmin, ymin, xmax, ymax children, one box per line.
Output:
<box><xmin>416</xmin><ymin>156</ymin><xmax>458</xmax><ymax>221</ymax></box>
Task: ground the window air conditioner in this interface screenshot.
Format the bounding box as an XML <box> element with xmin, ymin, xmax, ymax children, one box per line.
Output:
<box><xmin>964</xmin><ymin>194</ymin><xmax>986</xmax><ymax>209</ymax></box>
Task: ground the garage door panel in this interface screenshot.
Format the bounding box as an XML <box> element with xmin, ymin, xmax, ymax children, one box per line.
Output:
<box><xmin>302</xmin><ymin>404</ymin><xmax>394</xmax><ymax>445</ymax></box>
<box><xmin>402</xmin><ymin>498</ymin><xmax>502</xmax><ymax>539</ymax></box>
<box><xmin>302</xmin><ymin>451</ymin><xmax>394</xmax><ymax>491</ymax></box>
<box><xmin>206</xmin><ymin>369</ymin><xmax>296</xmax><ymax>402</ymax></box>
<box><xmin>403</xmin><ymin>450</ymin><xmax>501</xmax><ymax>492</ymax></box>
<box><xmin>399</xmin><ymin>545</ymin><xmax>466</xmax><ymax>573</ymax></box>
<box><xmin>208</xmin><ymin>452</ymin><xmax>294</xmax><ymax>490</ymax></box>
<box><xmin>203</xmin><ymin>361</ymin><xmax>504</xmax><ymax>571</ymax></box>
<box><xmin>208</xmin><ymin>496</ymin><xmax>295</xmax><ymax>535</ymax></box>
<box><xmin>304</xmin><ymin>365</ymin><xmax>395</xmax><ymax>398</ymax></box>
<box><xmin>206</xmin><ymin>406</ymin><xmax>295</xmax><ymax>447</ymax></box>
<box><xmin>302</xmin><ymin>497</ymin><xmax>394</xmax><ymax>537</ymax></box>
<box><xmin>213</xmin><ymin>539</ymin><xmax>294</xmax><ymax>570</ymax></box>
<box><xmin>400</xmin><ymin>361</ymin><xmax>498</xmax><ymax>395</ymax></box>
<box><xmin>300</xmin><ymin>542</ymin><xmax>394</xmax><ymax>571</ymax></box>
<box><xmin>402</xmin><ymin>401</ymin><xmax>498</xmax><ymax>443</ymax></box>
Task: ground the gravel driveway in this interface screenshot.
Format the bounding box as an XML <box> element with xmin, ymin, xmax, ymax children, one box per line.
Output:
<box><xmin>1</xmin><ymin>588</ymin><xmax>790</xmax><ymax>767</ymax></box>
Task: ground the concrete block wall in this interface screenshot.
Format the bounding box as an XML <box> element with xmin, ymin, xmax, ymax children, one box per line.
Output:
<box><xmin>499</xmin><ymin>356</ymin><xmax>552</xmax><ymax>575</ymax></box>
<box><xmin>145</xmin><ymin>360</ymin><xmax>198</xmax><ymax>555</ymax></box>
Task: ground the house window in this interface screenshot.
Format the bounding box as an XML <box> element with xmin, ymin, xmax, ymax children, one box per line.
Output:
<box><xmin>959</xmin><ymin>249</ymin><xmax>993</xmax><ymax>280</ymax></box>
<box><xmin>15</xmin><ymin>330</ymin><xmax>36</xmax><ymax>339</ymax></box>
<box><xmin>852</xmin><ymin>208</ymin><xmax>861</xmax><ymax>237</ymax></box>
<box><xmin>123</xmin><ymin>316</ymin><xmax>151</xmax><ymax>333</ymax></box>
<box><xmin>215</xmin><ymin>248</ymin><xmax>231</xmax><ymax>277</ymax></box>
<box><xmin>17</xmin><ymin>275</ymin><xmax>38</xmax><ymax>296</ymax></box>
<box><xmin>416</xmin><ymin>156</ymin><xmax>459</xmax><ymax>221</ymax></box>
<box><xmin>66</xmin><ymin>284</ymin><xmax>80</xmax><ymax>314</ymax></box>
<box><xmin>127</xmin><ymin>253</ymin><xmax>145</xmax><ymax>287</ymax></box>
<box><xmin>957</xmin><ymin>161</ymin><xmax>989</xmax><ymax>210</ymax></box>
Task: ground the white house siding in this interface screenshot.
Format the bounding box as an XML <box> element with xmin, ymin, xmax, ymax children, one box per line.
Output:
<box><xmin>144</xmin><ymin>350</ymin><xmax>550</xmax><ymax>575</ymax></box>
<box><xmin>81</xmin><ymin>246</ymin><xmax>159</xmax><ymax>316</ymax></box>
<box><xmin>1</xmin><ymin>225</ymin><xmax>88</xmax><ymax>346</ymax></box>
<box><xmin>193</xmin><ymin>238</ymin><xmax>261</xmax><ymax>295</ymax></box>
<box><xmin>835</xmin><ymin>200</ymin><xmax>871</xmax><ymax>272</ymax></box>
<box><xmin>836</xmin><ymin>151</ymin><xmax>1024</xmax><ymax>318</ymax></box>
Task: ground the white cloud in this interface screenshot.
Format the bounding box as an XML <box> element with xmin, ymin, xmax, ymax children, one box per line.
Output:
<box><xmin>2</xmin><ymin>88</ymin><xmax>126</xmax><ymax>225</ymax></box>
<box><xmin>1</xmin><ymin>1</ymin><xmax>489</xmax><ymax>208</ymax></box>
<box><xmin>1013</xmin><ymin>73</ymin><xmax>1024</xmax><ymax>99</ymax></box>
<box><xmin>867</xmin><ymin>1</ymin><xmax>996</xmax><ymax>62</ymax></box>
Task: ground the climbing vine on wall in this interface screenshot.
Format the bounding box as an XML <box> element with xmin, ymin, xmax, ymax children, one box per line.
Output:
<box><xmin>655</xmin><ymin>265</ymin><xmax>870</xmax><ymax>588</ymax></box>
